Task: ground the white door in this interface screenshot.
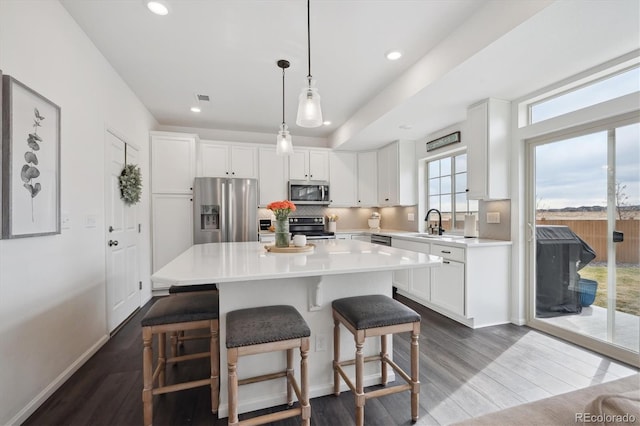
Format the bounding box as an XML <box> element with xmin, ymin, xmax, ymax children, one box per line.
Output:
<box><xmin>105</xmin><ymin>130</ymin><xmax>140</xmax><ymax>332</ymax></box>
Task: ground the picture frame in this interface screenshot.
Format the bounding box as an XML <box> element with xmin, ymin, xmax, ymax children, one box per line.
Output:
<box><xmin>2</xmin><ymin>75</ymin><xmax>61</xmax><ymax>238</ymax></box>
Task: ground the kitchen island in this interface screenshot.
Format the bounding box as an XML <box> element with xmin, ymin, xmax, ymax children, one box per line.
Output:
<box><xmin>152</xmin><ymin>239</ymin><xmax>441</xmax><ymax>418</ymax></box>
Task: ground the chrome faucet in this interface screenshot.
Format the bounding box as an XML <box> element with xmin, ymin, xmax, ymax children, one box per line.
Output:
<box><xmin>424</xmin><ymin>209</ymin><xmax>444</xmax><ymax>235</ymax></box>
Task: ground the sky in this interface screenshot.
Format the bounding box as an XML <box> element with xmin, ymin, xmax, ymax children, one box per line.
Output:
<box><xmin>533</xmin><ymin>67</ymin><xmax>639</xmax><ymax>210</ymax></box>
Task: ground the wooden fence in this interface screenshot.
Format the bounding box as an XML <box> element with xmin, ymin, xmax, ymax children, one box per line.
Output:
<box><xmin>536</xmin><ymin>219</ymin><xmax>639</xmax><ymax>263</ymax></box>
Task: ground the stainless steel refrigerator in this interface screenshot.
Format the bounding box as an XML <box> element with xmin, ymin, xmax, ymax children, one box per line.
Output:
<box><xmin>193</xmin><ymin>177</ymin><xmax>258</xmax><ymax>244</ymax></box>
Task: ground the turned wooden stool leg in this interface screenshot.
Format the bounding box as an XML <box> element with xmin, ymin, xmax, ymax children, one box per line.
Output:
<box><xmin>228</xmin><ymin>348</ymin><xmax>239</xmax><ymax>426</ymax></box>
<box><xmin>158</xmin><ymin>332</ymin><xmax>166</xmax><ymax>387</ymax></box>
<box><xmin>170</xmin><ymin>331</ymin><xmax>178</xmax><ymax>360</ymax></box>
<box><xmin>210</xmin><ymin>320</ymin><xmax>219</xmax><ymax>413</ymax></box>
<box><xmin>355</xmin><ymin>331</ymin><xmax>365</xmax><ymax>426</ymax></box>
<box><xmin>380</xmin><ymin>334</ymin><xmax>388</xmax><ymax>385</ymax></box>
<box><xmin>142</xmin><ymin>327</ymin><xmax>153</xmax><ymax>426</ymax></box>
<box><xmin>301</xmin><ymin>337</ymin><xmax>311</xmax><ymax>426</ymax></box>
<box><xmin>286</xmin><ymin>348</ymin><xmax>294</xmax><ymax>406</ymax></box>
<box><xmin>411</xmin><ymin>323</ymin><xmax>420</xmax><ymax>422</ymax></box>
<box><xmin>333</xmin><ymin>318</ymin><xmax>341</xmax><ymax>396</ymax></box>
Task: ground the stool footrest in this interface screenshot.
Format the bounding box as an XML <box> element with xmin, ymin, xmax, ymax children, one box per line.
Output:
<box><xmin>365</xmin><ymin>383</ymin><xmax>411</xmax><ymax>400</ymax></box>
<box><xmin>167</xmin><ymin>351</ymin><xmax>210</xmax><ymax>364</ymax></box>
<box><xmin>337</xmin><ymin>354</ymin><xmax>381</xmax><ymax>367</ymax></box>
<box><xmin>238</xmin><ymin>370</ymin><xmax>287</xmax><ymax>386</ymax></box>
<box><xmin>152</xmin><ymin>378</ymin><xmax>212</xmax><ymax>395</ymax></box>
<box><xmin>237</xmin><ymin>405</ymin><xmax>302</xmax><ymax>426</ymax></box>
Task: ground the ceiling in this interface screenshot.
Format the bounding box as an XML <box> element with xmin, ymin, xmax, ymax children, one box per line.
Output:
<box><xmin>60</xmin><ymin>0</ymin><xmax>639</xmax><ymax>151</ymax></box>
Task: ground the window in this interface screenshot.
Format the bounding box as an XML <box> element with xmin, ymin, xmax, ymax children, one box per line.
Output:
<box><xmin>426</xmin><ymin>152</ymin><xmax>478</xmax><ymax>231</ymax></box>
<box><xmin>530</xmin><ymin>66</ymin><xmax>640</xmax><ymax>124</ymax></box>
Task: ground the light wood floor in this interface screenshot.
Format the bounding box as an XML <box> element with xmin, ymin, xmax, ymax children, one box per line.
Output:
<box><xmin>24</xmin><ymin>294</ymin><xmax>638</xmax><ymax>426</ymax></box>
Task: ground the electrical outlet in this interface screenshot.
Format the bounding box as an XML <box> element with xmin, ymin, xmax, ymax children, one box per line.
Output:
<box><xmin>61</xmin><ymin>212</ymin><xmax>71</xmax><ymax>229</ymax></box>
<box><xmin>315</xmin><ymin>333</ymin><xmax>328</xmax><ymax>352</ymax></box>
<box><xmin>407</xmin><ymin>213</ymin><xmax>415</xmax><ymax>221</ymax></box>
<box><xmin>486</xmin><ymin>212</ymin><xmax>500</xmax><ymax>224</ymax></box>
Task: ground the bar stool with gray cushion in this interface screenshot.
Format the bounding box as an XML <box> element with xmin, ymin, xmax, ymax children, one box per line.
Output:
<box><xmin>141</xmin><ymin>293</ymin><xmax>219</xmax><ymax>426</ymax></box>
<box><xmin>226</xmin><ymin>305</ymin><xmax>311</xmax><ymax>426</ymax></box>
<box><xmin>168</xmin><ymin>283</ymin><xmax>218</xmax><ymax>356</ymax></box>
<box><xmin>332</xmin><ymin>294</ymin><xmax>421</xmax><ymax>426</ymax></box>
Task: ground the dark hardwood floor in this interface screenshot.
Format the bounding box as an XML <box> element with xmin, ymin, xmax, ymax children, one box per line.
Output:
<box><xmin>24</xmin><ymin>294</ymin><xmax>638</xmax><ymax>426</ymax></box>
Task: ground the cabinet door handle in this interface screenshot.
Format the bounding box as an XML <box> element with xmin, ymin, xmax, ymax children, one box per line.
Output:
<box><xmin>443</xmin><ymin>260</ymin><xmax>450</xmax><ymax>264</ymax></box>
<box><xmin>231</xmin><ymin>172</ymin><xmax>235</xmax><ymax>175</ymax></box>
<box><xmin>226</xmin><ymin>171</ymin><xmax>229</xmax><ymax>175</ymax></box>
<box><xmin>310</xmin><ymin>174</ymin><xmax>313</xmax><ymax>178</ymax></box>
<box><xmin>441</xmin><ymin>250</ymin><xmax>451</xmax><ymax>254</ymax></box>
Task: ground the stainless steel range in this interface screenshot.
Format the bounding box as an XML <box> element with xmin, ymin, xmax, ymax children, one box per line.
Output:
<box><xmin>289</xmin><ymin>216</ymin><xmax>336</xmax><ymax>240</ymax></box>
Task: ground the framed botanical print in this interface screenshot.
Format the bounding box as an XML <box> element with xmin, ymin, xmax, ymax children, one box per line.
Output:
<box><xmin>2</xmin><ymin>75</ymin><xmax>61</xmax><ymax>238</ymax></box>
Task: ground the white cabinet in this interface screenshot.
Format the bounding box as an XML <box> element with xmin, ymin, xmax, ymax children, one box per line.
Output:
<box><xmin>392</xmin><ymin>239</ymin><xmax>430</xmax><ymax>299</ymax></box>
<box><xmin>357</xmin><ymin>151</ymin><xmax>378</xmax><ymax>207</ymax></box>
<box><xmin>391</xmin><ymin>236</ymin><xmax>510</xmax><ymax>328</ymax></box>
<box><xmin>199</xmin><ymin>141</ymin><xmax>257</xmax><ymax>179</ymax></box>
<box><xmin>430</xmin><ymin>258</ymin><xmax>465</xmax><ymax>316</ymax></box>
<box><xmin>289</xmin><ymin>149</ymin><xmax>329</xmax><ymax>181</ymax></box>
<box><xmin>466</xmin><ymin>98</ymin><xmax>510</xmax><ymax>200</ymax></box>
<box><xmin>258</xmin><ymin>147</ymin><xmax>288</xmax><ymax>206</ymax></box>
<box><xmin>329</xmin><ymin>151</ymin><xmax>357</xmax><ymax>207</ymax></box>
<box><xmin>377</xmin><ymin>140</ymin><xmax>416</xmax><ymax>206</ymax></box>
<box><xmin>151</xmin><ymin>194</ymin><xmax>193</xmax><ymax>274</ymax></box>
<box><xmin>151</xmin><ymin>132</ymin><xmax>197</xmax><ymax>194</ymax></box>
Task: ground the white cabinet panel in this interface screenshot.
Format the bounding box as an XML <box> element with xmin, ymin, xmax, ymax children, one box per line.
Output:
<box><xmin>199</xmin><ymin>141</ymin><xmax>257</xmax><ymax>178</ymax></box>
<box><xmin>466</xmin><ymin>98</ymin><xmax>510</xmax><ymax>200</ymax></box>
<box><xmin>329</xmin><ymin>151</ymin><xmax>357</xmax><ymax>207</ymax></box>
<box><xmin>151</xmin><ymin>133</ymin><xmax>196</xmax><ymax>194</ymax></box>
<box><xmin>258</xmin><ymin>147</ymin><xmax>288</xmax><ymax>206</ymax></box>
<box><xmin>377</xmin><ymin>141</ymin><xmax>415</xmax><ymax>206</ymax></box>
<box><xmin>357</xmin><ymin>151</ymin><xmax>378</xmax><ymax>207</ymax></box>
<box><xmin>289</xmin><ymin>149</ymin><xmax>329</xmax><ymax>181</ymax></box>
<box><xmin>151</xmin><ymin>194</ymin><xmax>193</xmax><ymax>275</ymax></box>
<box><xmin>430</xmin><ymin>260</ymin><xmax>465</xmax><ymax>316</ymax></box>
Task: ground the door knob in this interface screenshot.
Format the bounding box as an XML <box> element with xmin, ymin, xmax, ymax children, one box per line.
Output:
<box><xmin>108</xmin><ymin>240</ymin><xmax>119</xmax><ymax>247</ymax></box>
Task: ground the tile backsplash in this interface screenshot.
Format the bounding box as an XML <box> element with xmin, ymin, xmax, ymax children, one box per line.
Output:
<box><xmin>258</xmin><ymin>205</ymin><xmax>418</xmax><ymax>231</ymax></box>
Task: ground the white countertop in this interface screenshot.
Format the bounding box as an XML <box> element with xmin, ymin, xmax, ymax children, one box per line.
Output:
<box><xmin>152</xmin><ymin>239</ymin><xmax>442</xmax><ymax>286</ymax></box>
<box><xmin>334</xmin><ymin>228</ymin><xmax>512</xmax><ymax>248</ymax></box>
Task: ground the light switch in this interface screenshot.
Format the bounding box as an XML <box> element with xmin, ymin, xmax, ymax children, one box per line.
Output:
<box><xmin>486</xmin><ymin>212</ymin><xmax>500</xmax><ymax>224</ymax></box>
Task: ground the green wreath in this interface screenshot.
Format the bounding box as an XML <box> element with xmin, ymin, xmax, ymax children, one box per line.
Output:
<box><xmin>119</xmin><ymin>164</ymin><xmax>142</xmax><ymax>205</ymax></box>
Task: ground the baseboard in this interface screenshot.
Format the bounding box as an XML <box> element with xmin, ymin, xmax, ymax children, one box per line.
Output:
<box><xmin>7</xmin><ymin>334</ymin><xmax>110</xmax><ymax>426</ymax></box>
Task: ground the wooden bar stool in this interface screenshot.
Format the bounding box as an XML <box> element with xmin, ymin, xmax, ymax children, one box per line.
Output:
<box><xmin>168</xmin><ymin>283</ymin><xmax>218</xmax><ymax>356</ymax></box>
<box><xmin>141</xmin><ymin>293</ymin><xmax>219</xmax><ymax>426</ymax></box>
<box><xmin>332</xmin><ymin>294</ymin><xmax>421</xmax><ymax>426</ymax></box>
<box><xmin>226</xmin><ymin>305</ymin><xmax>311</xmax><ymax>426</ymax></box>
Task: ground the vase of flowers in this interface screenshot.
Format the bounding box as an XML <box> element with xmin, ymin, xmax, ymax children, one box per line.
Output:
<box><xmin>267</xmin><ymin>200</ymin><xmax>296</xmax><ymax>247</ymax></box>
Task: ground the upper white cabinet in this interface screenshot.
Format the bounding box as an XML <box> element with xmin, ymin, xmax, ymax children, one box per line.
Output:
<box><xmin>357</xmin><ymin>151</ymin><xmax>378</xmax><ymax>207</ymax></box>
<box><xmin>258</xmin><ymin>146</ymin><xmax>288</xmax><ymax>206</ymax></box>
<box><xmin>199</xmin><ymin>141</ymin><xmax>258</xmax><ymax>179</ymax></box>
<box><xmin>289</xmin><ymin>149</ymin><xmax>329</xmax><ymax>181</ymax></box>
<box><xmin>466</xmin><ymin>98</ymin><xmax>510</xmax><ymax>200</ymax></box>
<box><xmin>151</xmin><ymin>132</ymin><xmax>197</xmax><ymax>194</ymax></box>
<box><xmin>377</xmin><ymin>140</ymin><xmax>416</xmax><ymax>206</ymax></box>
<box><xmin>329</xmin><ymin>151</ymin><xmax>357</xmax><ymax>207</ymax></box>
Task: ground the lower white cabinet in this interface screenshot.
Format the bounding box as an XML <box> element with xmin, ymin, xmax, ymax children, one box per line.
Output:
<box><xmin>392</xmin><ymin>237</ymin><xmax>510</xmax><ymax>328</ymax></box>
<box><xmin>152</xmin><ymin>194</ymin><xmax>193</xmax><ymax>278</ymax></box>
<box><xmin>430</xmin><ymin>259</ymin><xmax>464</xmax><ymax>316</ymax></box>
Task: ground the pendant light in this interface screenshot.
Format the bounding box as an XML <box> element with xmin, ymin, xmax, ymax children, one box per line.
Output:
<box><xmin>276</xmin><ymin>59</ymin><xmax>294</xmax><ymax>156</ymax></box>
<box><xmin>296</xmin><ymin>0</ymin><xmax>323</xmax><ymax>128</ymax></box>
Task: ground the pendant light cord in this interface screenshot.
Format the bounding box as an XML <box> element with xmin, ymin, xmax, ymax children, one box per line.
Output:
<box><xmin>282</xmin><ymin>67</ymin><xmax>286</xmax><ymax>126</ymax></box>
<box><xmin>306</xmin><ymin>0</ymin><xmax>312</xmax><ymax>81</ymax></box>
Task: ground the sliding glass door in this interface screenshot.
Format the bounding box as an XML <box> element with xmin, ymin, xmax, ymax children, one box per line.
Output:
<box><xmin>528</xmin><ymin>119</ymin><xmax>639</xmax><ymax>363</ymax></box>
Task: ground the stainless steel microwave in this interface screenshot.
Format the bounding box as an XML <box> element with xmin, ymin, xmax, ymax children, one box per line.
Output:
<box><xmin>288</xmin><ymin>180</ymin><xmax>330</xmax><ymax>205</ymax></box>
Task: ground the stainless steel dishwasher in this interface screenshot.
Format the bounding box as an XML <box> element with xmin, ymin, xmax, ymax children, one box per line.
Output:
<box><xmin>371</xmin><ymin>234</ymin><xmax>391</xmax><ymax>246</ymax></box>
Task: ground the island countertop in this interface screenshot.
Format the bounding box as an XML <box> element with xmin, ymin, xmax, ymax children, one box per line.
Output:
<box><xmin>151</xmin><ymin>239</ymin><xmax>441</xmax><ymax>286</ymax></box>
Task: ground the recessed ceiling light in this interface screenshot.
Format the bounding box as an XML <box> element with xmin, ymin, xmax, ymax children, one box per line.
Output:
<box><xmin>146</xmin><ymin>1</ymin><xmax>169</xmax><ymax>16</ymax></box>
<box><xmin>190</xmin><ymin>106</ymin><xmax>201</xmax><ymax>113</ymax></box>
<box><xmin>323</xmin><ymin>121</ymin><xmax>331</xmax><ymax>126</ymax></box>
<box><xmin>386</xmin><ymin>50</ymin><xmax>403</xmax><ymax>61</ymax></box>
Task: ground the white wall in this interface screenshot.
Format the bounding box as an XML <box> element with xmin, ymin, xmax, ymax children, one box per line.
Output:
<box><xmin>0</xmin><ymin>1</ymin><xmax>157</xmax><ymax>424</ymax></box>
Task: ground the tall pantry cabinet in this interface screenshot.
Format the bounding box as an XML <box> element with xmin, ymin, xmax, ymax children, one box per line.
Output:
<box><xmin>150</xmin><ymin>131</ymin><xmax>197</xmax><ymax>279</ymax></box>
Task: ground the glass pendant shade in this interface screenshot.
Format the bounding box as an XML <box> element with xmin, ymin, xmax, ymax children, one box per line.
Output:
<box><xmin>296</xmin><ymin>82</ymin><xmax>323</xmax><ymax>128</ymax></box>
<box><xmin>276</xmin><ymin>123</ymin><xmax>294</xmax><ymax>156</ymax></box>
